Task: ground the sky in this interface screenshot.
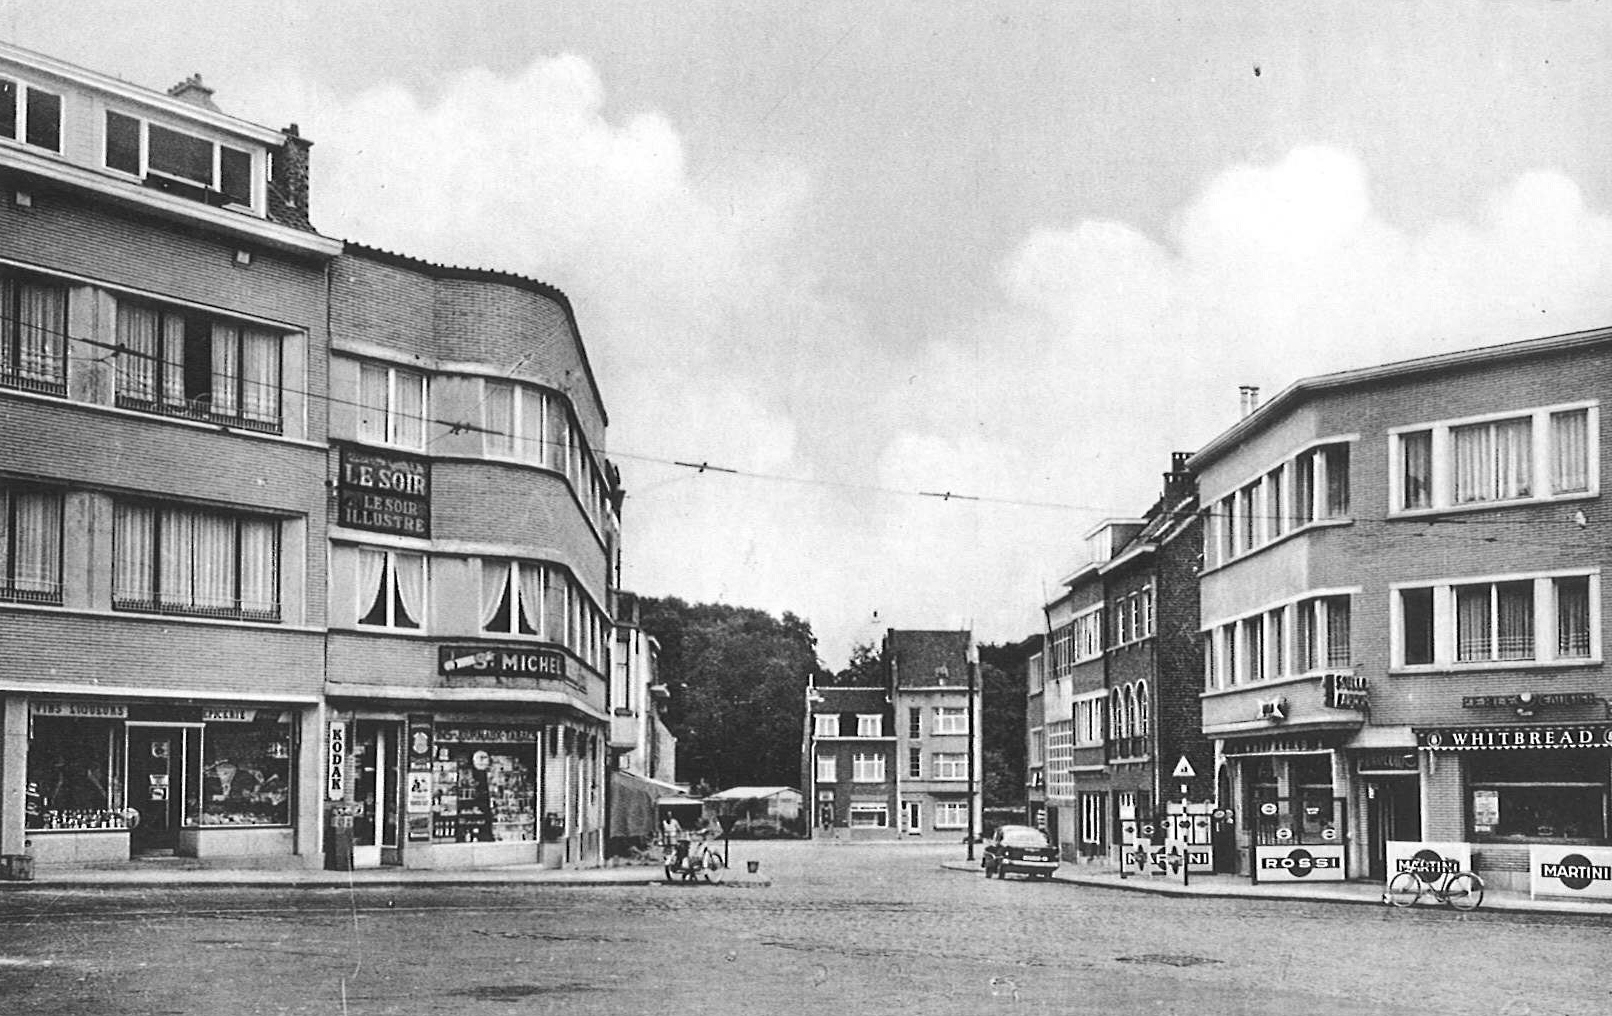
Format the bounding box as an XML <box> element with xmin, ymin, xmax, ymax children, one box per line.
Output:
<box><xmin>12</xmin><ymin>1</ymin><xmax>1612</xmax><ymax>666</ymax></box>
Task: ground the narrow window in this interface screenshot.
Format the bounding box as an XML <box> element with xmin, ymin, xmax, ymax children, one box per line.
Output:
<box><xmin>1323</xmin><ymin>444</ymin><xmax>1350</xmax><ymax>517</ymax></box>
<box><xmin>1551</xmin><ymin>409</ymin><xmax>1590</xmax><ymax>494</ymax></box>
<box><xmin>1557</xmin><ymin>576</ymin><xmax>1592</xmax><ymax>659</ymax></box>
<box><xmin>1325</xmin><ymin>596</ymin><xmax>1351</xmax><ymax>668</ymax></box>
<box><xmin>1400</xmin><ymin>430</ymin><xmax>1433</xmax><ymax>510</ymax></box>
<box><xmin>1401</xmin><ymin>588</ymin><xmax>1434</xmax><ymax>665</ymax></box>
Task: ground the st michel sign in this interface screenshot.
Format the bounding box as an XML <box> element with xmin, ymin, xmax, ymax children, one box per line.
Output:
<box><xmin>337</xmin><ymin>445</ymin><xmax>431</xmax><ymax>538</ymax></box>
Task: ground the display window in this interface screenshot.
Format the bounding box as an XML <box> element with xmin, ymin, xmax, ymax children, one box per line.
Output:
<box><xmin>1468</xmin><ymin>749</ymin><xmax>1608</xmax><ymax>843</ymax></box>
<box><xmin>430</xmin><ymin>741</ymin><xmax>538</xmax><ymax>843</ymax></box>
<box><xmin>26</xmin><ymin>717</ymin><xmax>128</xmax><ymax>830</ymax></box>
<box><xmin>201</xmin><ymin>712</ymin><xmax>294</xmax><ymax>825</ymax></box>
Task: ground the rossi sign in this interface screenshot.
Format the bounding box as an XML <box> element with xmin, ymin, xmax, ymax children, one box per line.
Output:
<box><xmin>1530</xmin><ymin>845</ymin><xmax>1612</xmax><ymax>900</ymax></box>
<box><xmin>1254</xmin><ymin>844</ymin><xmax>1346</xmax><ymax>882</ymax></box>
<box><xmin>1385</xmin><ymin>841</ymin><xmax>1471</xmax><ymax>887</ymax></box>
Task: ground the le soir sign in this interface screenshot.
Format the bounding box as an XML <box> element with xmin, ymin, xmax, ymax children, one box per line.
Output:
<box><xmin>337</xmin><ymin>445</ymin><xmax>431</xmax><ymax>538</ymax></box>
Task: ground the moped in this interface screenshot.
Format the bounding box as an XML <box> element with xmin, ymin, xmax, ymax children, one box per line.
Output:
<box><xmin>662</xmin><ymin>835</ymin><xmax>726</xmax><ymax>883</ymax></box>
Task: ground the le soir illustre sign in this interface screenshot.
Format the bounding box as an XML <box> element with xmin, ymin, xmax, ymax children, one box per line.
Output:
<box><xmin>337</xmin><ymin>445</ymin><xmax>431</xmax><ymax>538</ymax></box>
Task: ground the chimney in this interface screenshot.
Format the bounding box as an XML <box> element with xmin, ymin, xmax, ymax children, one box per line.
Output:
<box><xmin>267</xmin><ymin>123</ymin><xmax>315</xmax><ymax>232</ymax></box>
<box><xmin>1163</xmin><ymin>451</ymin><xmax>1195</xmax><ymax>502</ymax></box>
<box><xmin>167</xmin><ymin>74</ymin><xmax>221</xmax><ymax>112</ymax></box>
<box><xmin>1238</xmin><ymin>385</ymin><xmax>1261</xmax><ymax>418</ymax></box>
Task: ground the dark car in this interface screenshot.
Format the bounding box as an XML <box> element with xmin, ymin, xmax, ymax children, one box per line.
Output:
<box><xmin>981</xmin><ymin>824</ymin><xmax>1059</xmax><ymax>879</ymax></box>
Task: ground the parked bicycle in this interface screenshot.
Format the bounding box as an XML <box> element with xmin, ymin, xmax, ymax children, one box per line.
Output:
<box><xmin>662</xmin><ymin>834</ymin><xmax>726</xmax><ymax>884</ymax></box>
<box><xmin>1384</xmin><ymin>868</ymin><xmax>1484</xmax><ymax>911</ymax></box>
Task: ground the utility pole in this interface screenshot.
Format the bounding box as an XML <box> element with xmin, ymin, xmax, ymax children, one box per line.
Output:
<box><xmin>966</xmin><ymin>641</ymin><xmax>978</xmax><ymax>861</ymax></box>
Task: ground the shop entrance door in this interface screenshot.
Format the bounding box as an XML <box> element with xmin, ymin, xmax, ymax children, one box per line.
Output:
<box><xmin>353</xmin><ymin>721</ymin><xmax>400</xmax><ymax>867</ymax></box>
<box><xmin>128</xmin><ymin>726</ymin><xmax>184</xmax><ymax>855</ymax></box>
<box><xmin>1366</xmin><ymin>776</ymin><xmax>1420</xmax><ymax>882</ymax></box>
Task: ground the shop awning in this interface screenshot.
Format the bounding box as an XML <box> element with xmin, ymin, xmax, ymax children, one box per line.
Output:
<box><xmin>1415</xmin><ymin>725</ymin><xmax>1612</xmax><ymax>750</ymax></box>
<box><xmin>608</xmin><ymin>770</ymin><xmax>663</xmax><ymax>839</ymax></box>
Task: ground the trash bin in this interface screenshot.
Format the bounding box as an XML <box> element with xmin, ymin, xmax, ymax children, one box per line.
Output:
<box><xmin>746</xmin><ymin>860</ymin><xmax>761</xmax><ymax>874</ymax></box>
<box><xmin>325</xmin><ymin>810</ymin><xmax>355</xmax><ymax>872</ymax></box>
<box><xmin>0</xmin><ymin>854</ymin><xmax>35</xmax><ymax>881</ymax></box>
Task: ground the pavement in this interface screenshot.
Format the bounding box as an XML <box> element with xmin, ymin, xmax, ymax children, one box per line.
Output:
<box><xmin>3</xmin><ymin>843</ymin><xmax>1610</xmax><ymax>919</ymax></box>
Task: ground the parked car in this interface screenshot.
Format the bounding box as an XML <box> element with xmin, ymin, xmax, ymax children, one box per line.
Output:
<box><xmin>981</xmin><ymin>824</ymin><xmax>1059</xmax><ymax>880</ymax></box>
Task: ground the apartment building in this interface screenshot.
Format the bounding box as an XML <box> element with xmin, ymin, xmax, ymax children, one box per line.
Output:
<box><xmin>1044</xmin><ymin>540</ymin><xmax>1116</xmax><ymax>861</ymax></box>
<box><xmin>1</xmin><ymin>42</ymin><xmax>340</xmax><ymax>866</ymax></box>
<box><xmin>1</xmin><ymin>43</ymin><xmax>621</xmax><ymax>871</ymax></box>
<box><xmin>1025</xmin><ymin>644</ymin><xmax>1046</xmax><ymax>830</ymax></box>
<box><xmin>1192</xmin><ymin>331</ymin><xmax>1612</xmax><ymax>891</ymax></box>
<box><xmin>804</xmin><ymin>684</ymin><xmax>898</xmax><ymax>839</ymax></box>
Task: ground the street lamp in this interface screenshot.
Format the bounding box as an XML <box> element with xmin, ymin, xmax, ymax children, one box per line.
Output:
<box><xmin>966</xmin><ymin>641</ymin><xmax>978</xmax><ymax>861</ymax></box>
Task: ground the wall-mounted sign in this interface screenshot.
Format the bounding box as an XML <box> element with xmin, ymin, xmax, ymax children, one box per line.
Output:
<box><xmin>406</xmin><ymin>771</ymin><xmax>433</xmax><ymax>813</ymax></box>
<box><xmin>1472</xmin><ymin>789</ymin><xmax>1500</xmax><ymax>830</ymax></box>
<box><xmin>1416</xmin><ymin>725</ymin><xmax>1612</xmax><ymax>750</ymax></box>
<box><xmin>30</xmin><ymin>700</ymin><xmax>127</xmax><ymax>719</ymax></box>
<box><xmin>1323</xmin><ymin>673</ymin><xmax>1370</xmax><ymax>711</ymax></box>
<box><xmin>1222</xmin><ymin>734</ymin><xmax>1335</xmax><ymax>757</ymax></box>
<box><xmin>1356</xmin><ymin>751</ymin><xmax>1418</xmax><ymax>773</ymax></box>
<box><xmin>1386</xmin><ymin>841</ymin><xmax>1471</xmax><ymax>887</ymax></box>
<box><xmin>1256</xmin><ymin>696</ymin><xmax>1287</xmax><ymax>722</ymax></box>
<box><xmin>438</xmin><ymin>644</ymin><xmax>567</xmax><ymax>680</ymax></box>
<box><xmin>1254</xmin><ymin>844</ymin><xmax>1346</xmax><ymax>882</ymax></box>
<box><xmin>337</xmin><ymin>445</ymin><xmax>431</xmax><ymax>537</ymax></box>
<box><xmin>202</xmin><ymin>707</ymin><xmax>257</xmax><ymax>723</ymax></box>
<box><xmin>408</xmin><ymin>714</ymin><xmax>433</xmax><ymax>771</ymax></box>
<box><xmin>1463</xmin><ymin>693</ymin><xmax>1600</xmax><ymax>709</ymax></box>
<box><xmin>1530</xmin><ymin>845</ymin><xmax>1612</xmax><ymax>900</ymax></box>
<box><xmin>434</xmin><ymin>724</ymin><xmax>544</xmax><ymax>744</ymax></box>
<box><xmin>326</xmin><ymin>721</ymin><xmax>347</xmax><ymax>801</ymax></box>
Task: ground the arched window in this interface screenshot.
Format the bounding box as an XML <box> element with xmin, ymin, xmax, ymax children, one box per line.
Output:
<box><xmin>1109</xmin><ymin>688</ymin><xmax>1123</xmax><ymax>740</ymax></box>
<box><xmin>1136</xmin><ymin>681</ymin><xmax>1150</xmax><ymax>736</ymax></box>
<box><xmin>1123</xmin><ymin>685</ymin><xmax>1137</xmax><ymax>740</ymax></box>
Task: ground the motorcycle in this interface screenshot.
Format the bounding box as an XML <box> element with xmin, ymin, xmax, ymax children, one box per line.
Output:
<box><xmin>662</xmin><ymin>835</ymin><xmax>727</xmax><ymax>883</ymax></box>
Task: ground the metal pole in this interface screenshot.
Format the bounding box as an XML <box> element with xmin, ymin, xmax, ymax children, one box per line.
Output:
<box><xmin>966</xmin><ymin>651</ymin><xmax>977</xmax><ymax>861</ymax></box>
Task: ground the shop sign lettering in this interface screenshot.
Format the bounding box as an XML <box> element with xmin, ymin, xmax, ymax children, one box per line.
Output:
<box><xmin>1530</xmin><ymin>846</ymin><xmax>1612</xmax><ymax>899</ymax></box>
<box><xmin>1386</xmin><ymin>841</ymin><xmax>1471</xmax><ymax>887</ymax></box>
<box><xmin>434</xmin><ymin>725</ymin><xmax>544</xmax><ymax>744</ymax></box>
<box><xmin>1463</xmin><ymin>693</ymin><xmax>1600</xmax><ymax>709</ymax></box>
<box><xmin>337</xmin><ymin>446</ymin><xmax>431</xmax><ymax>538</ymax></box>
<box><xmin>327</xmin><ymin>722</ymin><xmax>347</xmax><ymax>801</ymax></box>
<box><xmin>438</xmin><ymin>645</ymin><xmax>567</xmax><ymax>679</ymax></box>
<box><xmin>1253</xmin><ymin>845</ymin><xmax>1346</xmax><ymax>882</ymax></box>
<box><xmin>30</xmin><ymin>700</ymin><xmax>128</xmax><ymax>718</ymax></box>
<box><xmin>1323</xmin><ymin>672</ymin><xmax>1370</xmax><ymax>711</ymax></box>
<box><xmin>1416</xmin><ymin>725</ymin><xmax>1612</xmax><ymax>750</ymax></box>
<box><xmin>202</xmin><ymin>708</ymin><xmax>256</xmax><ymax>722</ymax></box>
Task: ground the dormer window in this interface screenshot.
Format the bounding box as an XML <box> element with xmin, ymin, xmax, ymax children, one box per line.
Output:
<box><xmin>104</xmin><ymin>110</ymin><xmax>255</xmax><ymax>210</ymax></box>
<box><xmin>0</xmin><ymin>76</ymin><xmax>62</xmax><ymax>153</ymax></box>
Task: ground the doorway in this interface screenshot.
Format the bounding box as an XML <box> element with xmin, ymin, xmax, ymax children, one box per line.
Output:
<box><xmin>1366</xmin><ymin>776</ymin><xmax>1420</xmax><ymax>881</ymax></box>
<box><xmin>352</xmin><ymin>721</ymin><xmax>400</xmax><ymax>867</ymax></box>
<box><xmin>127</xmin><ymin>725</ymin><xmax>190</xmax><ymax>855</ymax></box>
<box><xmin>903</xmin><ymin>800</ymin><xmax>920</xmax><ymax>834</ymax></box>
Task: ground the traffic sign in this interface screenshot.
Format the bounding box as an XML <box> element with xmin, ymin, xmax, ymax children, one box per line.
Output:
<box><xmin>1171</xmin><ymin>755</ymin><xmax>1196</xmax><ymax>779</ymax></box>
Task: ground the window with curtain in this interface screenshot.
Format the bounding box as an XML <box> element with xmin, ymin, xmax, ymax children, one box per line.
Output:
<box><xmin>1244</xmin><ymin>616</ymin><xmax>1265</xmax><ymax>681</ymax></box>
<box><xmin>1322</xmin><ymin>443</ymin><xmax>1350</xmax><ymax>517</ymax></box>
<box><xmin>851</xmin><ymin>752</ymin><xmax>885</xmax><ymax>782</ymax></box>
<box><xmin>483</xmin><ymin>381</ymin><xmax>550</xmax><ymax>464</ymax></box>
<box><xmin>1454</xmin><ymin>418</ymin><xmax>1532</xmax><ymax>503</ymax></box>
<box><xmin>114</xmin><ymin>301</ymin><xmax>283</xmax><ymax>430</ymax></box>
<box><xmin>1557</xmin><ymin>576</ymin><xmax>1592</xmax><ymax>659</ymax></box>
<box><xmin>1324</xmin><ymin>596</ymin><xmax>1351</xmax><ymax>667</ymax></box>
<box><xmin>1136</xmin><ymin>682</ymin><xmax>1149</xmax><ymax>735</ymax></box>
<box><xmin>815</xmin><ymin>754</ymin><xmax>836</xmax><ymax>782</ymax></box>
<box><xmin>1</xmin><ymin>484</ymin><xmax>63</xmax><ymax>604</ymax></box>
<box><xmin>1456</xmin><ymin>581</ymin><xmax>1534</xmax><ymax>662</ymax></box>
<box><xmin>1552</xmin><ymin>409</ymin><xmax>1591</xmax><ymax>494</ymax></box>
<box><xmin>358</xmin><ymin>363</ymin><xmax>427</xmax><ymax>449</ymax></box>
<box><xmin>1</xmin><ymin>271</ymin><xmax>68</xmax><ymax>394</ymax></box>
<box><xmin>112</xmin><ymin>502</ymin><xmax>279</xmax><ymax>620</ymax></box>
<box><xmin>932</xmin><ymin>753</ymin><xmax>967</xmax><ymax>779</ymax></box>
<box><xmin>480</xmin><ymin>560</ymin><xmax>545</xmax><ymax>637</ymax></box>
<box><xmin>356</xmin><ymin>548</ymin><xmax>425</xmax><ymax>629</ymax></box>
<box><xmin>856</xmin><ymin>714</ymin><xmax>882</xmax><ymax>736</ymax></box>
<box><xmin>1400</xmin><ymin>430</ymin><xmax>1433</xmax><ymax>510</ymax></box>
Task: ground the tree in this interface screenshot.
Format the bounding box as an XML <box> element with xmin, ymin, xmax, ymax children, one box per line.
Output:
<box><xmin>822</xmin><ymin>640</ymin><xmax>884</xmax><ymax>686</ymax></box>
<box><xmin>636</xmin><ymin>597</ymin><xmax>829</xmax><ymax>790</ymax></box>
<box><xmin>978</xmin><ymin>638</ymin><xmax>1036</xmax><ymax>809</ymax></box>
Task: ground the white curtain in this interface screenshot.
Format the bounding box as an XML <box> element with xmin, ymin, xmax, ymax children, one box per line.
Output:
<box><xmin>356</xmin><ymin>547</ymin><xmax>386</xmax><ymax>622</ymax></box>
<box><xmin>484</xmin><ymin>382</ymin><xmax>514</xmax><ymax>457</ymax></box>
<box><xmin>238</xmin><ymin>518</ymin><xmax>278</xmax><ymax>615</ymax></box>
<box><xmin>1325</xmin><ymin>597</ymin><xmax>1351</xmax><ymax>667</ymax></box>
<box><xmin>17</xmin><ymin>280</ymin><xmax>65</xmax><ymax>384</ymax></box>
<box><xmin>113</xmin><ymin>503</ymin><xmax>155</xmax><ymax>604</ymax></box>
<box><xmin>517</xmin><ymin>562</ymin><xmax>544</xmax><ymax>636</ymax></box>
<box><xmin>1496</xmin><ymin>582</ymin><xmax>1534</xmax><ymax>660</ymax></box>
<box><xmin>358</xmin><ymin>364</ymin><xmax>388</xmax><ymax>443</ymax></box>
<box><xmin>239</xmin><ymin>328</ymin><xmax>280</xmax><ymax>424</ymax></box>
<box><xmin>158</xmin><ymin>509</ymin><xmax>194</xmax><ymax>608</ymax></box>
<box><xmin>1453</xmin><ymin>425</ymin><xmax>1493</xmax><ymax>503</ymax></box>
<box><xmin>480</xmin><ymin>560</ymin><xmax>509</xmax><ymax>632</ymax></box>
<box><xmin>208</xmin><ymin>323</ymin><xmax>238</xmax><ymax>416</ymax></box>
<box><xmin>1558</xmin><ymin>578</ymin><xmax>1591</xmax><ymax>658</ymax></box>
<box><xmin>9</xmin><ymin>490</ymin><xmax>61</xmax><ymax>595</ymax></box>
<box><xmin>520</xmin><ymin>388</ymin><xmax>544</xmax><ymax>465</ymax></box>
<box><xmin>160</xmin><ymin>314</ymin><xmax>186</xmax><ymax>408</ymax></box>
<box><xmin>1553</xmin><ymin>409</ymin><xmax>1590</xmax><ymax>493</ymax></box>
<box><xmin>116</xmin><ymin>303</ymin><xmax>159</xmax><ymax>402</ymax></box>
<box><xmin>1455</xmin><ymin>586</ymin><xmax>1491</xmax><ymax>661</ymax></box>
<box><xmin>395</xmin><ymin>370</ymin><xmax>425</xmax><ymax>449</ymax></box>
<box><xmin>191</xmin><ymin>512</ymin><xmax>235</xmax><ymax>609</ymax></box>
<box><xmin>394</xmin><ymin>552</ymin><xmax>424</xmax><ymax>628</ymax></box>
<box><xmin>1401</xmin><ymin>431</ymin><xmax>1432</xmax><ymax>509</ymax></box>
<box><xmin>1494</xmin><ymin>418</ymin><xmax>1532</xmax><ymax>499</ymax></box>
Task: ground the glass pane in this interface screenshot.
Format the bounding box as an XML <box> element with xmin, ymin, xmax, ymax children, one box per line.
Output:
<box><xmin>1455</xmin><ymin>585</ymin><xmax>1492</xmax><ymax>662</ymax></box>
<box><xmin>358</xmin><ymin>364</ymin><xmax>388</xmax><ymax>442</ymax></box>
<box><xmin>0</xmin><ymin>78</ymin><xmax>15</xmax><ymax>139</ymax></box>
<box><xmin>1558</xmin><ymin>576</ymin><xmax>1591</xmax><ymax>658</ymax></box>
<box><xmin>220</xmin><ymin>146</ymin><xmax>252</xmax><ymax>205</ymax></box>
<box><xmin>393</xmin><ymin>371</ymin><xmax>425</xmax><ymax>449</ymax></box>
<box><xmin>203</xmin><ymin>714</ymin><xmax>293</xmax><ymax>825</ymax></box>
<box><xmin>1552</xmin><ymin>409</ymin><xmax>1590</xmax><ymax>493</ymax></box>
<box><xmin>1401</xmin><ymin>431</ymin><xmax>1432</xmax><ymax>509</ymax></box>
<box><xmin>483</xmin><ymin>382</ymin><xmax>514</xmax><ymax>456</ymax></box>
<box><xmin>106</xmin><ymin>111</ymin><xmax>142</xmax><ymax>174</ymax></box>
<box><xmin>24</xmin><ymin>88</ymin><xmax>60</xmax><ymax>151</ymax></box>
<box><xmin>1496</xmin><ymin>581</ymin><xmax>1535</xmax><ymax>660</ymax></box>
<box><xmin>1401</xmin><ymin>588</ymin><xmax>1434</xmax><ymax>665</ymax></box>
<box><xmin>148</xmin><ymin>123</ymin><xmax>214</xmax><ymax>184</ymax></box>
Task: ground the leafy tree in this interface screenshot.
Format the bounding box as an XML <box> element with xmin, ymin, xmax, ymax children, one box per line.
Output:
<box><xmin>978</xmin><ymin>638</ymin><xmax>1036</xmax><ymax>809</ymax></box>
<box><xmin>822</xmin><ymin>640</ymin><xmax>884</xmax><ymax>686</ymax></box>
<box><xmin>636</xmin><ymin>596</ymin><xmax>829</xmax><ymax>790</ymax></box>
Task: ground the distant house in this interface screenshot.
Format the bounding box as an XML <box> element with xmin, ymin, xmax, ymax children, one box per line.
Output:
<box><xmin>704</xmin><ymin>786</ymin><xmax>803</xmax><ymax>836</ymax></box>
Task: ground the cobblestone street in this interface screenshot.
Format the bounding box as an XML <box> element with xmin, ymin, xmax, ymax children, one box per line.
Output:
<box><xmin>4</xmin><ymin>841</ymin><xmax>1612</xmax><ymax>1015</ymax></box>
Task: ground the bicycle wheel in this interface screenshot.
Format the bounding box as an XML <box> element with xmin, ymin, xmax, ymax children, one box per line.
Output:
<box><xmin>1443</xmin><ymin>871</ymin><xmax>1484</xmax><ymax>911</ymax></box>
<box><xmin>701</xmin><ymin>848</ymin><xmax>726</xmax><ymax>884</ymax></box>
<box><xmin>1385</xmin><ymin>871</ymin><xmax>1422</xmax><ymax>908</ymax></box>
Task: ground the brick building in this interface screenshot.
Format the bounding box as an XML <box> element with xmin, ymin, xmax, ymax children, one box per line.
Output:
<box><xmin>1</xmin><ymin>43</ymin><xmax>620</xmax><ymax>871</ymax></box>
<box><xmin>1192</xmin><ymin>331</ymin><xmax>1612</xmax><ymax>891</ymax></box>
<box><xmin>803</xmin><ymin>630</ymin><xmax>982</xmax><ymax>840</ymax></box>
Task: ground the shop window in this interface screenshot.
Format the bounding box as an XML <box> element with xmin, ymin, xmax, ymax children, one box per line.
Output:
<box><xmin>1292</xmin><ymin>756</ymin><xmax>1337</xmax><ymax>844</ymax></box>
<box><xmin>430</xmin><ymin>741</ymin><xmax>538</xmax><ymax>843</ymax></box>
<box><xmin>112</xmin><ymin>502</ymin><xmax>280</xmax><ymax>621</ymax></box>
<box><xmin>934</xmin><ymin>801</ymin><xmax>967</xmax><ymax>829</ymax></box>
<box><xmin>357</xmin><ymin>363</ymin><xmax>427</xmax><ymax>450</ymax></box>
<box><xmin>26</xmin><ymin>717</ymin><xmax>128</xmax><ymax>830</ymax></box>
<box><xmin>114</xmin><ymin>301</ymin><xmax>284</xmax><ymax>431</ymax></box>
<box><xmin>848</xmin><ymin>805</ymin><xmax>888</xmax><ymax>828</ymax></box>
<box><xmin>202</xmin><ymin>712</ymin><xmax>293</xmax><ymax>825</ymax></box>
<box><xmin>1468</xmin><ymin>749</ymin><xmax>1607</xmax><ymax>842</ymax></box>
<box><xmin>357</xmin><ymin>548</ymin><xmax>425</xmax><ymax>629</ymax></box>
<box><xmin>1</xmin><ymin>269</ymin><xmax>68</xmax><ymax>395</ymax></box>
<box><xmin>1</xmin><ymin>483</ymin><xmax>63</xmax><ymax>604</ymax></box>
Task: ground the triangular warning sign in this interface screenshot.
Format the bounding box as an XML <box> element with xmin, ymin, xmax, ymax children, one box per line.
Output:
<box><xmin>1171</xmin><ymin>755</ymin><xmax>1196</xmax><ymax>779</ymax></box>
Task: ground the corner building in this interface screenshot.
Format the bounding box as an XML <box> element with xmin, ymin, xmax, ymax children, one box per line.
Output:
<box><xmin>323</xmin><ymin>246</ymin><xmax>619</xmax><ymax>870</ymax></box>
<box><xmin>1192</xmin><ymin>330</ymin><xmax>1612</xmax><ymax>892</ymax></box>
<box><xmin>0</xmin><ymin>42</ymin><xmax>340</xmax><ymax>866</ymax></box>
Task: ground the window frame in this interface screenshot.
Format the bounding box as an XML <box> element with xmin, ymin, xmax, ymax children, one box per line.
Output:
<box><xmin>0</xmin><ymin>75</ymin><xmax>63</xmax><ymax>154</ymax></box>
<box><xmin>358</xmin><ymin>362</ymin><xmax>428</xmax><ymax>451</ymax></box>
<box><xmin>932</xmin><ymin>752</ymin><xmax>968</xmax><ymax>780</ymax></box>
<box><xmin>813</xmin><ymin>713</ymin><xmax>838</xmax><ymax>737</ymax></box>
<box><xmin>101</xmin><ymin>108</ymin><xmax>260</xmax><ymax>212</ymax></box>
<box><xmin>1392</xmin><ymin>570</ymin><xmax>1601</xmax><ymax>670</ymax></box>
<box><xmin>0</xmin><ymin>483</ymin><xmax>64</xmax><ymax>605</ymax></box>
<box><xmin>111</xmin><ymin>500</ymin><xmax>281</xmax><ymax>623</ymax></box>
<box><xmin>113</xmin><ymin>298</ymin><xmax>285</xmax><ymax>432</ymax></box>
<box><xmin>355</xmin><ymin>547</ymin><xmax>427</xmax><ymax>630</ymax></box>
<box><xmin>851</xmin><ymin>752</ymin><xmax>885</xmax><ymax>783</ymax></box>
<box><xmin>856</xmin><ymin>713</ymin><xmax>883</xmax><ymax>737</ymax></box>
<box><xmin>1</xmin><ymin>268</ymin><xmax>69</xmax><ymax>395</ymax></box>
<box><xmin>814</xmin><ymin>754</ymin><xmax>837</xmax><ymax>783</ymax></box>
<box><xmin>932</xmin><ymin>706</ymin><xmax>967</xmax><ymax>735</ymax></box>
<box><xmin>848</xmin><ymin>804</ymin><xmax>888</xmax><ymax>828</ymax></box>
<box><xmin>1389</xmin><ymin>402</ymin><xmax>1599</xmax><ymax>516</ymax></box>
<box><xmin>933</xmin><ymin>801</ymin><xmax>968</xmax><ymax>830</ymax></box>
